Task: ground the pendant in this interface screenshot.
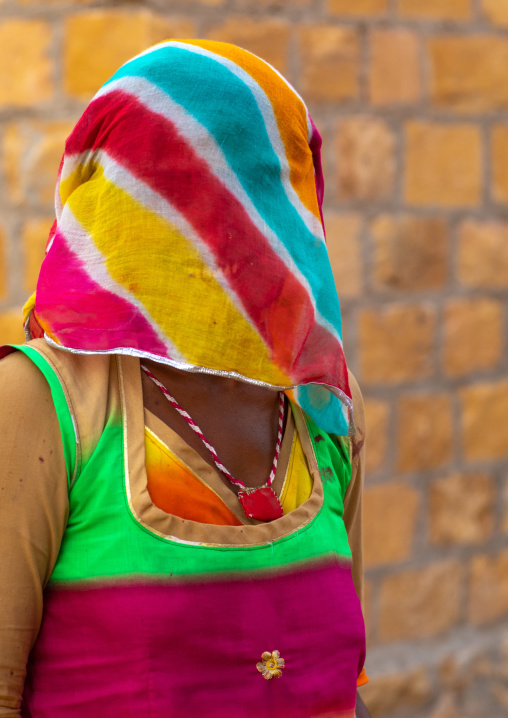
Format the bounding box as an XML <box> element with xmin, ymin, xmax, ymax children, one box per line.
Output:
<box><xmin>238</xmin><ymin>486</ymin><xmax>284</xmax><ymax>522</ymax></box>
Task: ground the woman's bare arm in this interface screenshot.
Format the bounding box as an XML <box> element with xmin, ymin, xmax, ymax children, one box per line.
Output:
<box><xmin>0</xmin><ymin>352</ymin><xmax>68</xmax><ymax>716</ymax></box>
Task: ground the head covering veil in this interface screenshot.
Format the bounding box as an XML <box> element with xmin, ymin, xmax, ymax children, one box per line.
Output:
<box><xmin>23</xmin><ymin>40</ymin><xmax>354</xmax><ymax>436</ymax></box>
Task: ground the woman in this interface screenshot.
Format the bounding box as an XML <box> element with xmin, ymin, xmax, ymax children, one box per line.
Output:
<box><xmin>0</xmin><ymin>40</ymin><xmax>370</xmax><ymax>717</ymax></box>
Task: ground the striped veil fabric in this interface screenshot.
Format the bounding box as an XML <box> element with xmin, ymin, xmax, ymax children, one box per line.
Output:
<box><xmin>25</xmin><ymin>40</ymin><xmax>353</xmax><ymax>435</ymax></box>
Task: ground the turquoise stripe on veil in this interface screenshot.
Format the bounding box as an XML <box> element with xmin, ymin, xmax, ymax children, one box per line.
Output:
<box><xmin>106</xmin><ymin>44</ymin><xmax>343</xmax><ymax>341</ymax></box>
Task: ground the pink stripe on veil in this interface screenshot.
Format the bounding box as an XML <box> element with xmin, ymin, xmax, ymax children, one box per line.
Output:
<box><xmin>36</xmin><ymin>229</ymin><xmax>169</xmax><ymax>355</ymax></box>
<box><xmin>309</xmin><ymin>117</ymin><xmax>325</xmax><ymax>237</ymax></box>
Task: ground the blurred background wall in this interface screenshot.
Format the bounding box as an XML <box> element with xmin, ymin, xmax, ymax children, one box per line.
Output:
<box><xmin>0</xmin><ymin>0</ymin><xmax>507</xmax><ymax>715</ymax></box>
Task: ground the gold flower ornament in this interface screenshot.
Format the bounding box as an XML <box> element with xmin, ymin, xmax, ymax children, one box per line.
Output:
<box><xmin>256</xmin><ymin>650</ymin><xmax>285</xmax><ymax>679</ymax></box>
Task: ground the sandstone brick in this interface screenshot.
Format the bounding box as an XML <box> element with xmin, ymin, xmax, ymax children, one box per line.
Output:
<box><xmin>491</xmin><ymin>682</ymin><xmax>508</xmax><ymax>714</ymax></box>
<box><xmin>443</xmin><ymin>298</ymin><xmax>504</xmax><ymax>377</ymax></box>
<box><xmin>371</xmin><ymin>215</ymin><xmax>449</xmax><ymax>292</ymax></box>
<box><xmin>398</xmin><ymin>0</ymin><xmax>471</xmax><ymax>19</ymax></box>
<box><xmin>364</xmin><ymin>399</ymin><xmax>389</xmax><ymax>473</ymax></box>
<box><xmin>3</xmin><ymin>125</ymin><xmax>24</xmax><ymax>204</ymax></box>
<box><xmin>504</xmin><ymin>478</ymin><xmax>508</xmax><ymax>535</ymax></box>
<box><xmin>23</xmin><ymin>218</ymin><xmax>54</xmax><ymax>293</ymax></box>
<box><xmin>19</xmin><ymin>0</ymin><xmax>95</xmax><ymax>6</ymax></box>
<box><xmin>430</xmin><ymin>36</ymin><xmax>508</xmax><ymax>112</ymax></box>
<box><xmin>458</xmin><ymin>221</ymin><xmax>508</xmax><ymax>289</ymax></box>
<box><xmin>0</xmin><ymin>20</ymin><xmax>53</xmax><ymax>107</ymax></box>
<box><xmin>430</xmin><ymin>473</ymin><xmax>495</xmax><ymax>546</ymax></box>
<box><xmin>337</xmin><ymin>118</ymin><xmax>395</xmax><ymax>201</ymax></box>
<box><xmin>237</xmin><ymin>0</ymin><xmax>309</xmax><ymax>6</ymax></box>
<box><xmin>440</xmin><ymin>660</ymin><xmax>500</xmax><ymax>700</ymax></box>
<box><xmin>379</xmin><ymin>562</ymin><xmax>463</xmax><ymax>641</ymax></box>
<box><xmin>491</xmin><ymin>126</ymin><xmax>508</xmax><ymax>203</ymax></box>
<box><xmin>405</xmin><ymin>122</ymin><xmax>482</xmax><ymax>207</ymax></box>
<box><xmin>0</xmin><ymin>227</ymin><xmax>6</xmax><ymax>299</ymax></box>
<box><xmin>363</xmin><ymin>483</ymin><xmax>420</xmax><ymax>568</ymax></box>
<box><xmin>206</xmin><ymin>17</ymin><xmax>290</xmax><ymax>76</ymax></box>
<box><xmin>483</xmin><ymin>0</ymin><xmax>508</xmax><ymax>26</ymax></box>
<box><xmin>20</xmin><ymin>0</ymin><xmax>94</xmax><ymax>3</ymax></box>
<box><xmin>437</xmin><ymin>658</ymin><xmax>458</xmax><ymax>689</ymax></box>
<box><xmin>397</xmin><ymin>393</ymin><xmax>453</xmax><ymax>472</ymax></box>
<box><xmin>470</xmin><ymin>550</ymin><xmax>508</xmax><ymax>625</ymax></box>
<box><xmin>427</xmin><ymin>694</ymin><xmax>461</xmax><ymax>718</ymax></box>
<box><xmin>461</xmin><ymin>380</ymin><xmax>508</xmax><ymax>461</ymax></box>
<box><xmin>328</xmin><ymin>0</ymin><xmax>388</xmax><ymax>15</ymax></box>
<box><xmin>64</xmin><ymin>12</ymin><xmax>196</xmax><ymax>98</ymax></box>
<box><xmin>340</xmin><ymin>308</ymin><xmax>352</xmax><ymax>349</ymax></box>
<box><xmin>324</xmin><ymin>213</ymin><xmax>363</xmax><ymax>299</ymax></box>
<box><xmin>369</xmin><ymin>29</ymin><xmax>421</xmax><ymax>106</ymax></box>
<box><xmin>360</xmin><ymin>668</ymin><xmax>432</xmax><ymax>716</ymax></box>
<box><xmin>0</xmin><ymin>310</ymin><xmax>25</xmax><ymax>345</ymax></box>
<box><xmin>298</xmin><ymin>26</ymin><xmax>360</xmax><ymax>102</ymax></box>
<box><xmin>363</xmin><ymin>579</ymin><xmax>373</xmax><ymax>644</ymax></box>
<box><xmin>26</xmin><ymin>122</ymin><xmax>72</xmax><ymax>205</ymax></box>
<box><xmin>4</xmin><ymin>122</ymin><xmax>73</xmax><ymax>206</ymax></box>
<box><xmin>359</xmin><ymin>304</ymin><xmax>436</xmax><ymax>384</ymax></box>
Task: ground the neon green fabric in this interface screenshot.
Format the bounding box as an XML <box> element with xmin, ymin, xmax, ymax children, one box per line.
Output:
<box><xmin>17</xmin><ymin>349</ymin><xmax>353</xmax><ymax>582</ymax></box>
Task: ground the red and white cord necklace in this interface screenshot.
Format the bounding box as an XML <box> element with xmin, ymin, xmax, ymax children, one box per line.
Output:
<box><xmin>141</xmin><ymin>364</ymin><xmax>285</xmax><ymax>522</ymax></box>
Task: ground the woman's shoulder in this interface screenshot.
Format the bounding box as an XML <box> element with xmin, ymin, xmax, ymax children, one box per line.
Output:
<box><xmin>0</xmin><ymin>343</ymin><xmax>54</xmax><ymax>407</ymax></box>
<box><xmin>0</xmin><ymin>340</ymin><xmax>114</xmax><ymax>460</ymax></box>
<box><xmin>1</xmin><ymin>339</ymin><xmax>114</xmax><ymax>404</ymax></box>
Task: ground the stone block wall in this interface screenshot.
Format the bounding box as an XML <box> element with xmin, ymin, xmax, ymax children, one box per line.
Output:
<box><xmin>0</xmin><ymin>0</ymin><xmax>507</xmax><ymax>715</ymax></box>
